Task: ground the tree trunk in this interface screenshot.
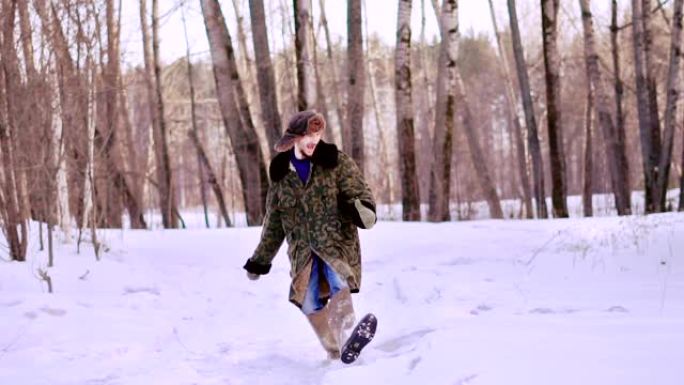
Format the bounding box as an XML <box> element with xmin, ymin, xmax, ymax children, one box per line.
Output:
<box><xmin>582</xmin><ymin>86</ymin><xmax>594</xmax><ymax>217</ymax></box>
<box><xmin>1</xmin><ymin>0</ymin><xmax>28</xmax><ymax>261</ymax></box>
<box><xmin>428</xmin><ymin>0</ymin><xmax>503</xmax><ymax>220</ymax></box>
<box><xmin>189</xmin><ymin>131</ymin><xmax>233</xmax><ymax>228</ymax></box>
<box><xmin>428</xmin><ymin>0</ymin><xmax>458</xmax><ymax>222</ymax></box>
<box><xmin>362</xmin><ymin>0</ymin><xmax>392</xmax><ymax>209</ymax></box>
<box><xmin>347</xmin><ymin>0</ymin><xmax>365</xmax><ymax>169</ymax></box>
<box><xmin>294</xmin><ymin>0</ymin><xmax>316</xmax><ymax>111</ymax></box>
<box><xmin>655</xmin><ymin>0</ymin><xmax>684</xmax><ymax>211</ymax></box>
<box><xmin>182</xmin><ymin>4</ymin><xmax>232</xmax><ymax>227</ymax></box>
<box><xmin>642</xmin><ymin>0</ymin><xmax>662</xmax><ymax>202</ymax></box>
<box><xmin>319</xmin><ymin>0</ymin><xmax>345</xmax><ymax>145</ymax></box>
<box><xmin>201</xmin><ymin>0</ymin><xmax>268</xmax><ymax>226</ymax></box>
<box><xmin>487</xmin><ymin>0</ymin><xmax>533</xmax><ymax>219</ymax></box>
<box><xmin>680</xmin><ymin>135</ymin><xmax>684</xmax><ymax>210</ymax></box>
<box><xmin>249</xmin><ymin>0</ymin><xmax>283</xmax><ymax>154</ymax></box>
<box><xmin>455</xmin><ymin>74</ymin><xmax>505</xmax><ymax>219</ymax></box>
<box><xmin>632</xmin><ymin>0</ymin><xmax>658</xmax><ymax>213</ymax></box>
<box><xmin>395</xmin><ymin>0</ymin><xmax>421</xmax><ymax>221</ymax></box>
<box><xmin>312</xmin><ymin>26</ymin><xmax>331</xmax><ymax>132</ymax></box>
<box><xmin>579</xmin><ymin>0</ymin><xmax>632</xmax><ymax>216</ymax></box>
<box><xmin>541</xmin><ymin>0</ymin><xmax>568</xmax><ymax>218</ymax></box>
<box><xmin>104</xmin><ymin>0</ymin><xmax>146</xmax><ymax>229</ymax></box>
<box><xmin>507</xmin><ymin>0</ymin><xmax>548</xmax><ymax>218</ymax></box>
<box><xmin>151</xmin><ymin>0</ymin><xmax>178</xmax><ymax>228</ymax></box>
<box><xmin>83</xmin><ymin>61</ymin><xmax>100</xmax><ymax>259</ymax></box>
<box><xmin>116</xmin><ymin>76</ymin><xmax>147</xmax><ymax>229</ymax></box>
<box><xmin>610</xmin><ymin>0</ymin><xmax>629</xmax><ymax>207</ymax></box>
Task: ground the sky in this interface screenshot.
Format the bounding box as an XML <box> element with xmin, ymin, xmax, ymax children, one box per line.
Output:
<box><xmin>118</xmin><ymin>0</ymin><xmax>631</xmax><ymax>67</ymax></box>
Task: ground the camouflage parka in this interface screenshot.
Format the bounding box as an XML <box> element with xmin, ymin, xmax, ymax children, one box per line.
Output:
<box><xmin>244</xmin><ymin>141</ymin><xmax>376</xmax><ymax>307</ymax></box>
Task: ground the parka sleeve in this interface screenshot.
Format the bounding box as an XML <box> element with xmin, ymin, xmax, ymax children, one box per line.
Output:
<box><xmin>244</xmin><ymin>186</ymin><xmax>285</xmax><ymax>275</ymax></box>
<box><xmin>337</xmin><ymin>152</ymin><xmax>377</xmax><ymax>229</ymax></box>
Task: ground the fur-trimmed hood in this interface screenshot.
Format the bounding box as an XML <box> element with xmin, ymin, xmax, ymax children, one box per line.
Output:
<box><xmin>269</xmin><ymin>141</ymin><xmax>339</xmax><ymax>182</ymax></box>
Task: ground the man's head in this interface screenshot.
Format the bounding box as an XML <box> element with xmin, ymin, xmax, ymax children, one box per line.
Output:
<box><xmin>274</xmin><ymin>110</ymin><xmax>326</xmax><ymax>157</ymax></box>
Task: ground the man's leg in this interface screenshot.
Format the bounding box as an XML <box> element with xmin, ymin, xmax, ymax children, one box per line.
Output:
<box><xmin>303</xmin><ymin>257</ymin><xmax>340</xmax><ymax>359</ymax></box>
<box><xmin>322</xmin><ymin>262</ymin><xmax>356</xmax><ymax>352</ymax></box>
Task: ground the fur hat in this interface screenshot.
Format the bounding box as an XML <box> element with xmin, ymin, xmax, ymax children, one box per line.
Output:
<box><xmin>274</xmin><ymin>110</ymin><xmax>326</xmax><ymax>152</ymax></box>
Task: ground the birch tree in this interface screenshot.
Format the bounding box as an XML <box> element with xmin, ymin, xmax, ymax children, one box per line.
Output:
<box><xmin>429</xmin><ymin>0</ymin><xmax>503</xmax><ymax>221</ymax></box>
<box><xmin>395</xmin><ymin>0</ymin><xmax>421</xmax><ymax>221</ymax></box>
<box><xmin>427</xmin><ymin>0</ymin><xmax>458</xmax><ymax>222</ymax></box>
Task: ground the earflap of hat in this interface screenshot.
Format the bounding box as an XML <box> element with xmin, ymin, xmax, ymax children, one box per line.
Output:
<box><xmin>306</xmin><ymin>113</ymin><xmax>326</xmax><ymax>134</ymax></box>
<box><xmin>274</xmin><ymin>132</ymin><xmax>298</xmax><ymax>153</ymax></box>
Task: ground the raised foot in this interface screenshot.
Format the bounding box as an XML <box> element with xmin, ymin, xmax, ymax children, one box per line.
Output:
<box><xmin>341</xmin><ymin>313</ymin><xmax>377</xmax><ymax>364</ymax></box>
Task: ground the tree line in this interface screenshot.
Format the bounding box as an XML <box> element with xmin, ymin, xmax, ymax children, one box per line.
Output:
<box><xmin>1</xmin><ymin>0</ymin><xmax>683</xmax><ymax>263</ymax></box>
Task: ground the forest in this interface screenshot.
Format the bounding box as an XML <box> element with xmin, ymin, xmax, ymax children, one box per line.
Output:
<box><xmin>0</xmin><ymin>0</ymin><xmax>683</xmax><ymax>262</ymax></box>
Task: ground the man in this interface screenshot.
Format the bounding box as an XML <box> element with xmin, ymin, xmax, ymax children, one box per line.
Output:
<box><xmin>244</xmin><ymin>110</ymin><xmax>377</xmax><ymax>363</ymax></box>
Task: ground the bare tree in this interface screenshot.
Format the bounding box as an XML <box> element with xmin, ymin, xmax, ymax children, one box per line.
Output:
<box><xmin>181</xmin><ymin>3</ymin><xmax>232</xmax><ymax>227</ymax></box>
<box><xmin>428</xmin><ymin>0</ymin><xmax>502</xmax><ymax>221</ymax></box>
<box><xmin>105</xmin><ymin>0</ymin><xmax>147</xmax><ymax>228</ymax></box>
<box><xmin>655</xmin><ymin>0</ymin><xmax>683</xmax><ymax>211</ymax></box>
<box><xmin>347</xmin><ymin>0</ymin><xmax>365</xmax><ymax>169</ymax></box>
<box><xmin>249</xmin><ymin>0</ymin><xmax>283</xmax><ymax>154</ymax></box>
<box><xmin>427</xmin><ymin>0</ymin><xmax>458</xmax><ymax>222</ymax></box>
<box><xmin>293</xmin><ymin>0</ymin><xmax>316</xmax><ymax>110</ymax></box>
<box><xmin>1</xmin><ymin>0</ymin><xmax>28</xmax><ymax>261</ymax></box>
<box><xmin>582</xmin><ymin>87</ymin><xmax>594</xmax><ymax>217</ymax></box>
<box><xmin>579</xmin><ymin>0</ymin><xmax>632</xmax><ymax>215</ymax></box>
<box><xmin>201</xmin><ymin>0</ymin><xmax>268</xmax><ymax>226</ymax></box>
<box><xmin>680</xmin><ymin>136</ymin><xmax>684</xmax><ymax>211</ymax></box>
<box><xmin>139</xmin><ymin>0</ymin><xmax>177</xmax><ymax>228</ymax></box>
<box><xmin>507</xmin><ymin>0</ymin><xmax>548</xmax><ymax>218</ymax></box>
<box><xmin>610</xmin><ymin>1</ymin><xmax>628</xmax><ymax>190</ymax></box>
<box><xmin>541</xmin><ymin>0</ymin><xmax>568</xmax><ymax>218</ymax></box>
<box><xmin>632</xmin><ymin>0</ymin><xmax>659</xmax><ymax>213</ymax></box>
<box><xmin>395</xmin><ymin>0</ymin><xmax>421</xmax><ymax>221</ymax></box>
<box><xmin>487</xmin><ymin>0</ymin><xmax>533</xmax><ymax>219</ymax></box>
<box><xmin>318</xmin><ymin>0</ymin><xmax>345</xmax><ymax>144</ymax></box>
<box><xmin>151</xmin><ymin>0</ymin><xmax>178</xmax><ymax>228</ymax></box>
<box><xmin>642</xmin><ymin>0</ymin><xmax>662</xmax><ymax>193</ymax></box>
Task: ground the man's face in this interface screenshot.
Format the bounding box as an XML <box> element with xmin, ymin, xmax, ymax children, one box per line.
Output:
<box><xmin>295</xmin><ymin>130</ymin><xmax>323</xmax><ymax>158</ymax></box>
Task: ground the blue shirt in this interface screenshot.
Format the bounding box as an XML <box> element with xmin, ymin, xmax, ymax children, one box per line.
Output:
<box><xmin>290</xmin><ymin>152</ymin><xmax>311</xmax><ymax>184</ymax></box>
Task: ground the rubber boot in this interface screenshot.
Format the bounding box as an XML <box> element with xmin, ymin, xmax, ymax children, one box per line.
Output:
<box><xmin>306</xmin><ymin>306</ymin><xmax>341</xmax><ymax>359</ymax></box>
<box><xmin>327</xmin><ymin>288</ymin><xmax>356</xmax><ymax>352</ymax></box>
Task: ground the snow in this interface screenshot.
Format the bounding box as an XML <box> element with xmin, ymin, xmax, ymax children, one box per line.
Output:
<box><xmin>1</xmin><ymin>213</ymin><xmax>683</xmax><ymax>385</ymax></box>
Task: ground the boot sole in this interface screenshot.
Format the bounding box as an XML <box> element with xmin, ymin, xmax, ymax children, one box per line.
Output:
<box><xmin>341</xmin><ymin>313</ymin><xmax>377</xmax><ymax>364</ymax></box>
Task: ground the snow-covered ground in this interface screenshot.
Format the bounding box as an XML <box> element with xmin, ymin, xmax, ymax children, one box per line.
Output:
<box><xmin>1</xmin><ymin>213</ymin><xmax>683</xmax><ymax>385</ymax></box>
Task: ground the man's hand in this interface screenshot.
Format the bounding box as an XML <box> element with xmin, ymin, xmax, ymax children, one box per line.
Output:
<box><xmin>353</xmin><ymin>199</ymin><xmax>377</xmax><ymax>229</ymax></box>
<box><xmin>246</xmin><ymin>272</ymin><xmax>260</xmax><ymax>281</ymax></box>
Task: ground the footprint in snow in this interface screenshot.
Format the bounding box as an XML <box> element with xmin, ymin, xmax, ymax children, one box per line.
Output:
<box><xmin>470</xmin><ymin>304</ymin><xmax>493</xmax><ymax>315</ymax></box>
<box><xmin>529</xmin><ymin>307</ymin><xmax>578</xmax><ymax>315</ymax></box>
<box><xmin>40</xmin><ymin>307</ymin><xmax>67</xmax><ymax>316</ymax></box>
<box><xmin>375</xmin><ymin>328</ymin><xmax>435</xmax><ymax>355</ymax></box>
